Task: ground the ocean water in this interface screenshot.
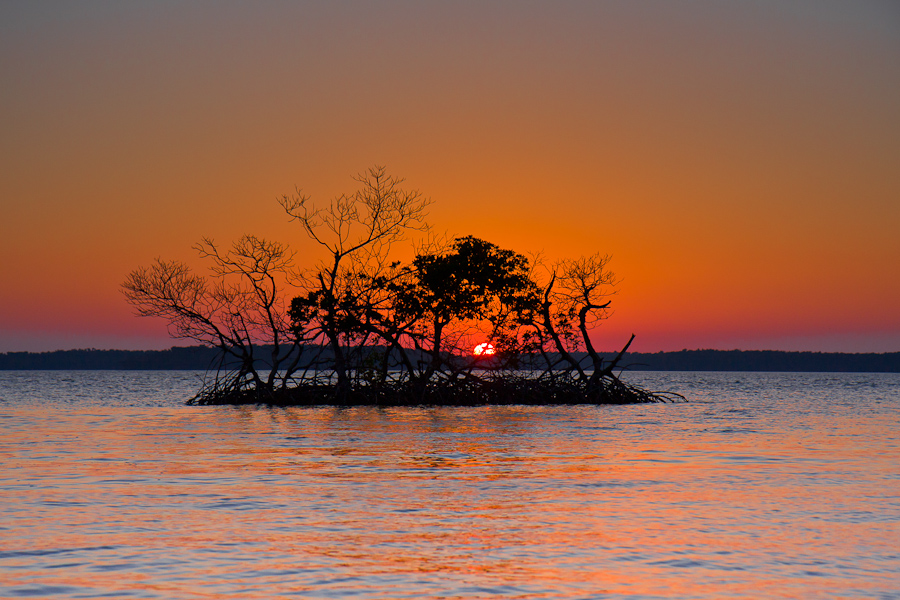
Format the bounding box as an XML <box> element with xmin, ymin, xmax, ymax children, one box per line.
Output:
<box><xmin>0</xmin><ymin>371</ymin><xmax>898</xmax><ymax>599</ymax></box>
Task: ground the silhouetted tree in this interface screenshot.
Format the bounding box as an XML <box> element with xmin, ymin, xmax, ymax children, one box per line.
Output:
<box><xmin>393</xmin><ymin>236</ymin><xmax>540</xmax><ymax>383</ymax></box>
<box><xmin>122</xmin><ymin>235</ymin><xmax>301</xmax><ymax>398</ymax></box>
<box><xmin>529</xmin><ymin>253</ymin><xmax>635</xmax><ymax>392</ymax></box>
<box><xmin>279</xmin><ymin>166</ymin><xmax>431</xmax><ymax>400</ymax></box>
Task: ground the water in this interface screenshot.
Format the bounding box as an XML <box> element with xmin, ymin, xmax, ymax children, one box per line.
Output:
<box><xmin>1</xmin><ymin>371</ymin><xmax>898</xmax><ymax>599</ymax></box>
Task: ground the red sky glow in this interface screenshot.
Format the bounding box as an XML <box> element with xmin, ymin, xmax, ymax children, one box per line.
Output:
<box><xmin>1</xmin><ymin>1</ymin><xmax>898</xmax><ymax>353</ymax></box>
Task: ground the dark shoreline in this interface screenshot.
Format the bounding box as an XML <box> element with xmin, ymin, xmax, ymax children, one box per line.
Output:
<box><xmin>1</xmin><ymin>347</ymin><xmax>898</xmax><ymax>373</ymax></box>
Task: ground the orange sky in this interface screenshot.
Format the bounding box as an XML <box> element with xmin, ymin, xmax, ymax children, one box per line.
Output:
<box><xmin>2</xmin><ymin>1</ymin><xmax>898</xmax><ymax>353</ymax></box>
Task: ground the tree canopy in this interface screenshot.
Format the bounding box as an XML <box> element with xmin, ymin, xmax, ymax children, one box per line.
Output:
<box><xmin>123</xmin><ymin>167</ymin><xmax>680</xmax><ymax>405</ymax></box>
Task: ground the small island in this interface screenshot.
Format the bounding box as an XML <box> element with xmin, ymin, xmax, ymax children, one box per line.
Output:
<box><xmin>123</xmin><ymin>167</ymin><xmax>681</xmax><ymax>406</ymax></box>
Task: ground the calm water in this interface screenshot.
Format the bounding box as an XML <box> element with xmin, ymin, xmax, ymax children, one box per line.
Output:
<box><xmin>1</xmin><ymin>371</ymin><xmax>898</xmax><ymax>599</ymax></box>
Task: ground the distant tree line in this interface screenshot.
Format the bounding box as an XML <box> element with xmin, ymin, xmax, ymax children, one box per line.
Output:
<box><xmin>119</xmin><ymin>167</ymin><xmax>677</xmax><ymax>405</ymax></box>
<box><xmin>3</xmin><ymin>347</ymin><xmax>898</xmax><ymax>373</ymax></box>
<box><xmin>0</xmin><ymin>347</ymin><xmax>219</xmax><ymax>370</ymax></box>
<box><xmin>625</xmin><ymin>349</ymin><xmax>900</xmax><ymax>373</ymax></box>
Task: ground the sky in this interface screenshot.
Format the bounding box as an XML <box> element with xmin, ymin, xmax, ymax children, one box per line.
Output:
<box><xmin>1</xmin><ymin>1</ymin><xmax>899</xmax><ymax>354</ymax></box>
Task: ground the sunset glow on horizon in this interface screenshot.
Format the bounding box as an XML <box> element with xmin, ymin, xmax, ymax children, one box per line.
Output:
<box><xmin>1</xmin><ymin>1</ymin><xmax>898</xmax><ymax>353</ymax></box>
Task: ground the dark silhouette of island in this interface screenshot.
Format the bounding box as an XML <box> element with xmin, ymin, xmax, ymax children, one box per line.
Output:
<box><xmin>2</xmin><ymin>346</ymin><xmax>897</xmax><ymax>373</ymax></box>
<box><xmin>114</xmin><ymin>168</ymin><xmax>685</xmax><ymax>406</ymax></box>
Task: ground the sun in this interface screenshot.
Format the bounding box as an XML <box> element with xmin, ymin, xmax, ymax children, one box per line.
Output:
<box><xmin>473</xmin><ymin>342</ymin><xmax>496</xmax><ymax>356</ymax></box>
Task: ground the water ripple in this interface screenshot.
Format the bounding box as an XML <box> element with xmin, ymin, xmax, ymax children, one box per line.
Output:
<box><xmin>1</xmin><ymin>371</ymin><xmax>899</xmax><ymax>598</ymax></box>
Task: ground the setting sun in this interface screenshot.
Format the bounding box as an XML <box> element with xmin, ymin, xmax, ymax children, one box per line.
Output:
<box><xmin>474</xmin><ymin>343</ymin><xmax>496</xmax><ymax>356</ymax></box>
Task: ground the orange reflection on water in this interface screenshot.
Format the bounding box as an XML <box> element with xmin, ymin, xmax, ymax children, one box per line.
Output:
<box><xmin>2</xmin><ymin>398</ymin><xmax>899</xmax><ymax>598</ymax></box>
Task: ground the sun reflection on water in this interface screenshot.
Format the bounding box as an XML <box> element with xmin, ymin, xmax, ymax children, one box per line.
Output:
<box><xmin>1</xmin><ymin>372</ymin><xmax>899</xmax><ymax>598</ymax></box>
